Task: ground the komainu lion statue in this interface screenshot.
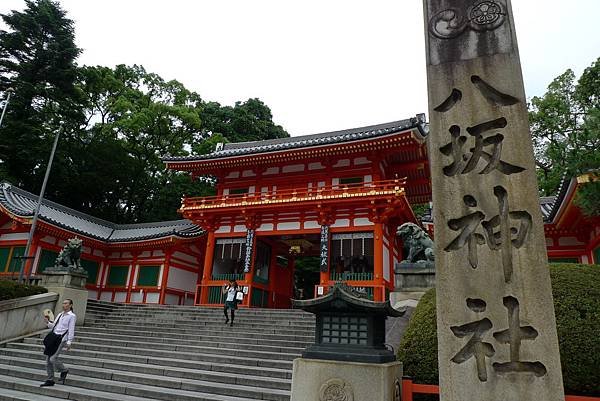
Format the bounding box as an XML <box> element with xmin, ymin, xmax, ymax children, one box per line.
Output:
<box><xmin>54</xmin><ymin>237</ymin><xmax>84</xmax><ymax>271</ymax></box>
<box><xmin>396</xmin><ymin>222</ymin><xmax>435</xmax><ymax>267</ymax></box>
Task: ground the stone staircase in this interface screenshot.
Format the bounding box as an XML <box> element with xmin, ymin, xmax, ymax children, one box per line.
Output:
<box><xmin>0</xmin><ymin>300</ymin><xmax>315</xmax><ymax>401</ymax></box>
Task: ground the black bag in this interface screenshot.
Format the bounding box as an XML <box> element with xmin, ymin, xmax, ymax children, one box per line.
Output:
<box><xmin>43</xmin><ymin>313</ymin><xmax>66</xmax><ymax>356</ymax></box>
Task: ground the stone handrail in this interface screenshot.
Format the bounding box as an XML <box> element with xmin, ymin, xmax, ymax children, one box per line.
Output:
<box><xmin>0</xmin><ymin>292</ymin><xmax>58</xmax><ymax>343</ymax></box>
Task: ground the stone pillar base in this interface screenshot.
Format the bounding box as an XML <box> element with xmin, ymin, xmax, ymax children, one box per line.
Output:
<box><xmin>41</xmin><ymin>271</ymin><xmax>88</xmax><ymax>326</ymax></box>
<box><xmin>291</xmin><ymin>358</ymin><xmax>403</xmax><ymax>401</ymax></box>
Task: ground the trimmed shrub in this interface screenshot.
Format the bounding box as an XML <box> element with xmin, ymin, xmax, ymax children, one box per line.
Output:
<box><xmin>0</xmin><ymin>279</ymin><xmax>48</xmax><ymax>301</ymax></box>
<box><xmin>397</xmin><ymin>263</ymin><xmax>600</xmax><ymax>397</ymax></box>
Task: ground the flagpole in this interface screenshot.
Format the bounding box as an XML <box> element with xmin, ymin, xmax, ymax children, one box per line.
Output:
<box><xmin>18</xmin><ymin>126</ymin><xmax>62</xmax><ymax>283</ymax></box>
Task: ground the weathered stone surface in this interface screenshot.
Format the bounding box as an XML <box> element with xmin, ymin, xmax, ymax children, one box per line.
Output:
<box><xmin>41</xmin><ymin>271</ymin><xmax>88</xmax><ymax>326</ymax></box>
<box><xmin>290</xmin><ymin>358</ymin><xmax>402</xmax><ymax>401</ymax></box>
<box><xmin>423</xmin><ymin>1</ymin><xmax>564</xmax><ymax>400</ymax></box>
<box><xmin>394</xmin><ymin>265</ymin><xmax>435</xmax><ymax>292</ymax></box>
<box><xmin>0</xmin><ymin>292</ymin><xmax>58</xmax><ymax>342</ymax></box>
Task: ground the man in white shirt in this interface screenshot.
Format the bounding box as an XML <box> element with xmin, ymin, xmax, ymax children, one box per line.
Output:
<box><xmin>40</xmin><ymin>299</ymin><xmax>76</xmax><ymax>387</ymax></box>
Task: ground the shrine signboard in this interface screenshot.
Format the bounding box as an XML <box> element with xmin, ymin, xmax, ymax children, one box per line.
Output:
<box><xmin>423</xmin><ymin>1</ymin><xmax>564</xmax><ymax>400</ymax></box>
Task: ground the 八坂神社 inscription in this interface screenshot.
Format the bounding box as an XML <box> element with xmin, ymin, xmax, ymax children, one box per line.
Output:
<box><xmin>423</xmin><ymin>0</ymin><xmax>564</xmax><ymax>400</ymax></box>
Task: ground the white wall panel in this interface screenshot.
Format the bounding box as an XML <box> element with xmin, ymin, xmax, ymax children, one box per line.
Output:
<box><xmin>167</xmin><ymin>267</ymin><xmax>197</xmax><ymax>292</ymax></box>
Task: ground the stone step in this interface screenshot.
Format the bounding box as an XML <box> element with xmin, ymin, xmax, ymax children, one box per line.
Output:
<box><xmin>84</xmin><ymin>312</ymin><xmax>315</xmax><ymax>325</ymax></box>
<box><xmin>83</xmin><ymin>320</ymin><xmax>313</xmax><ymax>337</ymax></box>
<box><xmin>0</xmin><ymin>387</ymin><xmax>64</xmax><ymax>401</ymax></box>
<box><xmin>8</xmin><ymin>342</ymin><xmax>294</xmax><ymax>370</ymax></box>
<box><xmin>86</xmin><ymin>302</ymin><xmax>308</xmax><ymax>316</ymax></box>
<box><xmin>23</xmin><ymin>337</ymin><xmax>300</xmax><ymax>362</ymax></box>
<box><xmin>83</xmin><ymin>316</ymin><xmax>314</xmax><ymax>331</ymax></box>
<box><xmin>0</xmin><ymin>364</ymin><xmax>262</xmax><ymax>401</ymax></box>
<box><xmin>2</xmin><ymin>356</ymin><xmax>290</xmax><ymax>401</ymax></box>
<box><xmin>1</xmin><ymin>350</ymin><xmax>291</xmax><ymax>390</ymax></box>
<box><xmin>0</xmin><ymin>374</ymin><xmax>156</xmax><ymax>401</ymax></box>
<box><xmin>0</xmin><ymin>347</ymin><xmax>292</xmax><ymax>380</ymax></box>
<box><xmin>36</xmin><ymin>332</ymin><xmax>306</xmax><ymax>354</ymax></box>
<box><xmin>75</xmin><ymin>328</ymin><xmax>312</xmax><ymax>349</ymax></box>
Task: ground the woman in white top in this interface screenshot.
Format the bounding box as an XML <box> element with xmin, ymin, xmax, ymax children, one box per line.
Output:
<box><xmin>222</xmin><ymin>280</ymin><xmax>238</xmax><ymax>326</ymax></box>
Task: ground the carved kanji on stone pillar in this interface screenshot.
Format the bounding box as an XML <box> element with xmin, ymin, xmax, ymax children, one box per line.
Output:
<box><xmin>423</xmin><ymin>1</ymin><xmax>564</xmax><ymax>400</ymax></box>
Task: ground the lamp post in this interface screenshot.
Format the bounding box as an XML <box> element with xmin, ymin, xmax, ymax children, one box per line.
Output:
<box><xmin>18</xmin><ymin>125</ymin><xmax>63</xmax><ymax>283</ymax></box>
<box><xmin>0</xmin><ymin>88</ymin><xmax>14</xmax><ymax>129</ymax></box>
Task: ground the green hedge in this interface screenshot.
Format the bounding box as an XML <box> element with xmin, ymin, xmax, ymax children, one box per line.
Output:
<box><xmin>0</xmin><ymin>279</ymin><xmax>48</xmax><ymax>301</ymax></box>
<box><xmin>397</xmin><ymin>263</ymin><xmax>600</xmax><ymax>397</ymax></box>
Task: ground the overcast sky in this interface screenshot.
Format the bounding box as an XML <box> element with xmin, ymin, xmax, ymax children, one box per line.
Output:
<box><xmin>1</xmin><ymin>0</ymin><xmax>598</xmax><ymax>136</ymax></box>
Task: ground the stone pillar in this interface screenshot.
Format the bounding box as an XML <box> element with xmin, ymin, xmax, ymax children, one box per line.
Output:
<box><xmin>422</xmin><ymin>1</ymin><xmax>564</xmax><ymax>400</ymax></box>
<box><xmin>41</xmin><ymin>271</ymin><xmax>88</xmax><ymax>326</ymax></box>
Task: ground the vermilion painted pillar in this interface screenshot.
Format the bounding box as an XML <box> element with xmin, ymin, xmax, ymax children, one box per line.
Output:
<box><xmin>158</xmin><ymin>249</ymin><xmax>172</xmax><ymax>304</ymax></box>
<box><xmin>125</xmin><ymin>252</ymin><xmax>138</xmax><ymax>303</ymax></box>
<box><xmin>200</xmin><ymin>231</ymin><xmax>216</xmax><ymax>304</ymax></box>
<box><xmin>373</xmin><ymin>222</ymin><xmax>384</xmax><ymax>302</ymax></box>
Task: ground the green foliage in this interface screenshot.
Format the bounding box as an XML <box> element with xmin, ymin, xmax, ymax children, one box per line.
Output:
<box><xmin>411</xmin><ymin>203</ymin><xmax>430</xmax><ymax>220</ymax></box>
<box><xmin>0</xmin><ymin>0</ymin><xmax>82</xmax><ymax>189</ymax></box>
<box><xmin>529</xmin><ymin>58</ymin><xmax>600</xmax><ymax>215</ymax></box>
<box><xmin>574</xmin><ymin>180</ymin><xmax>600</xmax><ymax>217</ymax></box>
<box><xmin>397</xmin><ymin>264</ymin><xmax>600</xmax><ymax>396</ymax></box>
<box><xmin>0</xmin><ymin>279</ymin><xmax>48</xmax><ymax>301</ymax></box>
<box><xmin>0</xmin><ymin>2</ymin><xmax>288</xmax><ymax>223</ymax></box>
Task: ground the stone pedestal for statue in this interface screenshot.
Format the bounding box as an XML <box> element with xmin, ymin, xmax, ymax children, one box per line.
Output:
<box><xmin>41</xmin><ymin>269</ymin><xmax>88</xmax><ymax>326</ymax></box>
<box><xmin>291</xmin><ymin>358</ymin><xmax>403</xmax><ymax>401</ymax></box>
<box><xmin>291</xmin><ymin>283</ymin><xmax>405</xmax><ymax>401</ymax></box>
<box><xmin>394</xmin><ymin>263</ymin><xmax>435</xmax><ymax>292</ymax></box>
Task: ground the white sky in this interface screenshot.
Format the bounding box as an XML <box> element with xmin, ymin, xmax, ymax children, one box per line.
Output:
<box><xmin>1</xmin><ymin>0</ymin><xmax>598</xmax><ymax>136</ymax></box>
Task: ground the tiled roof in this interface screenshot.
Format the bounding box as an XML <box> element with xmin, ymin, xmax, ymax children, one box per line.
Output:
<box><xmin>163</xmin><ymin>115</ymin><xmax>428</xmax><ymax>163</ymax></box>
<box><xmin>0</xmin><ymin>183</ymin><xmax>204</xmax><ymax>242</ymax></box>
<box><xmin>421</xmin><ymin>194</ymin><xmax>561</xmax><ymax>224</ymax></box>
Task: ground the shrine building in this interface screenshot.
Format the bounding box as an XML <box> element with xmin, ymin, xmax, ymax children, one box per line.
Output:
<box><xmin>0</xmin><ymin>116</ymin><xmax>598</xmax><ymax>306</ymax></box>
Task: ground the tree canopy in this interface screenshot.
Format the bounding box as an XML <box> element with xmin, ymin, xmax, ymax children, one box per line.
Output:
<box><xmin>529</xmin><ymin>58</ymin><xmax>600</xmax><ymax>216</ymax></box>
<box><xmin>0</xmin><ymin>0</ymin><xmax>288</xmax><ymax>223</ymax></box>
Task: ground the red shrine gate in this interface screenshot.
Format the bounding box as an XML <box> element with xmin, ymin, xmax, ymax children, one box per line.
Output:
<box><xmin>165</xmin><ymin>117</ymin><xmax>431</xmax><ymax>307</ymax></box>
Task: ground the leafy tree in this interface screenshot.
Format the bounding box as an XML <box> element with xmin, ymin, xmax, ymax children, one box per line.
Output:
<box><xmin>0</xmin><ymin>0</ymin><xmax>82</xmax><ymax>189</ymax></box>
<box><xmin>200</xmin><ymin>98</ymin><xmax>288</xmax><ymax>143</ymax></box>
<box><xmin>529</xmin><ymin>58</ymin><xmax>600</xmax><ymax>215</ymax></box>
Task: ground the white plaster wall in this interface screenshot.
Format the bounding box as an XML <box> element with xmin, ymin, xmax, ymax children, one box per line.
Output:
<box><xmin>558</xmin><ymin>237</ymin><xmax>585</xmax><ymax>246</ymax></box>
<box><xmin>233</xmin><ymin>225</ymin><xmax>246</xmax><ymax>233</ymax></box>
<box><xmin>354</xmin><ymin>157</ymin><xmax>371</xmax><ymax>165</ymax></box>
<box><xmin>257</xmin><ymin>223</ymin><xmax>274</xmax><ymax>231</ymax></box>
<box><xmin>99</xmin><ymin>292</ymin><xmax>112</xmax><ymax>302</ymax></box>
<box><xmin>40</xmin><ymin>236</ymin><xmax>55</xmax><ymax>244</ymax></box>
<box><xmin>545</xmin><ymin>237</ymin><xmax>554</xmax><ymax>247</ymax></box>
<box><xmin>331</xmin><ymin>219</ymin><xmax>350</xmax><ymax>228</ymax></box>
<box><xmin>114</xmin><ymin>292</ymin><xmax>127</xmax><ymax>303</ymax></box>
<box><xmin>308</xmin><ymin>162</ymin><xmax>325</xmax><ymax>170</ymax></box>
<box><xmin>165</xmin><ymin>294</ymin><xmax>179</xmax><ymax>305</ymax></box>
<box><xmin>216</xmin><ymin>225</ymin><xmax>231</xmax><ymax>234</ymax></box>
<box><xmin>0</xmin><ymin>232</ymin><xmax>29</xmax><ymax>241</ymax></box>
<box><xmin>146</xmin><ymin>293</ymin><xmax>160</xmax><ymax>304</ymax></box>
<box><xmin>242</xmin><ymin>169</ymin><xmax>256</xmax><ymax>177</ymax></box>
<box><xmin>333</xmin><ymin>159</ymin><xmax>350</xmax><ymax>168</ymax></box>
<box><xmin>353</xmin><ymin>218</ymin><xmax>373</xmax><ymax>226</ymax></box>
<box><xmin>304</xmin><ymin>221</ymin><xmax>320</xmax><ymax>229</ymax></box>
<box><xmin>167</xmin><ymin>267</ymin><xmax>197</xmax><ymax>292</ymax></box>
<box><xmin>87</xmin><ymin>290</ymin><xmax>98</xmax><ymax>300</ymax></box>
<box><xmin>225</xmin><ymin>171</ymin><xmax>240</xmax><ymax>179</ymax></box>
<box><xmin>122</xmin><ymin>252</ymin><xmax>133</xmax><ymax>258</ymax></box>
<box><xmin>282</xmin><ymin>164</ymin><xmax>305</xmax><ymax>173</ymax></box>
<box><xmin>277</xmin><ymin>222</ymin><xmax>301</xmax><ymax>230</ymax></box>
<box><xmin>383</xmin><ymin>246</ymin><xmax>390</xmax><ymax>281</ymax></box>
<box><xmin>264</xmin><ymin>167</ymin><xmax>279</xmax><ymax>175</ymax></box>
<box><xmin>93</xmin><ymin>249</ymin><xmax>104</xmax><ymax>257</ymax></box>
<box><xmin>130</xmin><ymin>291</ymin><xmax>143</xmax><ymax>303</ymax></box>
<box><xmin>172</xmin><ymin>251</ymin><xmax>197</xmax><ymax>264</ymax></box>
<box><xmin>140</xmin><ymin>251</ymin><xmax>151</xmax><ymax>258</ymax></box>
<box><xmin>581</xmin><ymin>255</ymin><xmax>589</xmax><ymax>264</ymax></box>
<box><xmin>153</xmin><ymin>250</ymin><xmax>165</xmax><ymax>257</ymax></box>
<box><xmin>82</xmin><ymin>246</ymin><xmax>92</xmax><ymax>254</ymax></box>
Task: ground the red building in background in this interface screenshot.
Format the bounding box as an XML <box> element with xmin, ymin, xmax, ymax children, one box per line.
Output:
<box><xmin>0</xmin><ymin>116</ymin><xmax>597</xmax><ymax>306</ymax></box>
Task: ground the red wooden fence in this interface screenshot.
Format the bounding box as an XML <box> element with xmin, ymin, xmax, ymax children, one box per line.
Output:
<box><xmin>401</xmin><ymin>378</ymin><xmax>599</xmax><ymax>401</ymax></box>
